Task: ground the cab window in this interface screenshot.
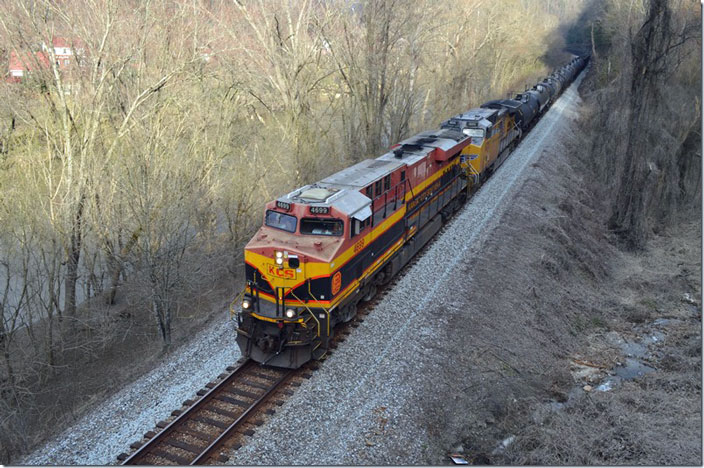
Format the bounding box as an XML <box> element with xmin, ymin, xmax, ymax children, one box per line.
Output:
<box><xmin>301</xmin><ymin>218</ymin><xmax>344</xmax><ymax>236</ymax></box>
<box><xmin>265</xmin><ymin>210</ymin><xmax>297</xmax><ymax>233</ymax></box>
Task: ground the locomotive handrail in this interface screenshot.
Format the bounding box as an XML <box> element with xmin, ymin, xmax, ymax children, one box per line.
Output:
<box><xmin>304</xmin><ymin>281</ymin><xmax>331</xmax><ymax>336</ymax></box>
<box><xmin>288</xmin><ymin>288</ymin><xmax>324</xmax><ymax>337</ymax></box>
<box><xmin>302</xmin><ymin>285</ymin><xmax>331</xmax><ymax>336</ymax></box>
<box><xmin>461</xmin><ymin>161</ymin><xmax>480</xmax><ymax>187</ymax></box>
<box><xmin>304</xmin><ymin>280</ymin><xmax>326</xmax><ymax>317</ymax></box>
<box><xmin>229</xmin><ymin>287</ymin><xmax>247</xmax><ymax>320</ymax></box>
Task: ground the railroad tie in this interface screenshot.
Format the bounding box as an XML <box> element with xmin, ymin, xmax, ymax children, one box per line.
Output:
<box><xmin>192</xmin><ymin>415</ymin><xmax>229</xmax><ymax>430</ymax></box>
<box><xmin>239</xmin><ymin>379</ymin><xmax>270</xmax><ymax>390</ymax></box>
<box><xmin>224</xmin><ymin>387</ymin><xmax>260</xmax><ymax>399</ymax></box>
<box><xmin>215</xmin><ymin>394</ymin><xmax>251</xmax><ymax>408</ymax></box>
<box><xmin>250</xmin><ymin>371</ymin><xmax>279</xmax><ymax>381</ymax></box>
<box><xmin>205</xmin><ymin>404</ymin><xmax>241</xmax><ymax>419</ymax></box>
<box><xmin>164</xmin><ymin>438</ymin><xmax>203</xmax><ymax>455</ymax></box>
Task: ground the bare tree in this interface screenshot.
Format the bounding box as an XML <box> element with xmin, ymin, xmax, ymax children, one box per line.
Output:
<box><xmin>604</xmin><ymin>0</ymin><xmax>701</xmax><ymax>248</ymax></box>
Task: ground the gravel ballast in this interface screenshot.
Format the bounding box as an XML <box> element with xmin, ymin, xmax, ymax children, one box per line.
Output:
<box><xmin>19</xmin><ymin>315</ymin><xmax>241</xmax><ymax>466</ymax></box>
<box><xmin>20</xmin><ymin>73</ymin><xmax>584</xmax><ymax>466</ymax></box>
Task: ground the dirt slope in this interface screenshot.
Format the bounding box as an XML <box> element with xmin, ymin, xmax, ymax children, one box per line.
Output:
<box><xmin>427</xmin><ymin>82</ymin><xmax>702</xmax><ymax>464</ymax></box>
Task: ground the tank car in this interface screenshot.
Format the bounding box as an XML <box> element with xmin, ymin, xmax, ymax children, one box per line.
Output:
<box><xmin>514</xmin><ymin>92</ymin><xmax>540</xmax><ymax>126</ymax></box>
<box><xmin>539</xmin><ymin>80</ymin><xmax>558</xmax><ymax>101</ymax></box>
<box><xmin>526</xmin><ymin>85</ymin><xmax>550</xmax><ymax>112</ymax></box>
<box><xmin>547</xmin><ymin>76</ymin><xmax>563</xmax><ymax>95</ymax></box>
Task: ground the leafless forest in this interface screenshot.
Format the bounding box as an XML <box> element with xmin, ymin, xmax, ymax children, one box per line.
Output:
<box><xmin>0</xmin><ymin>0</ymin><xmax>699</xmax><ymax>463</ymax></box>
<box><xmin>584</xmin><ymin>0</ymin><xmax>700</xmax><ymax>248</ymax></box>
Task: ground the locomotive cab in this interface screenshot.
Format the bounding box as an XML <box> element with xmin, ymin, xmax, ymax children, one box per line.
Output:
<box><xmin>441</xmin><ymin>107</ymin><xmax>520</xmax><ymax>184</ymax></box>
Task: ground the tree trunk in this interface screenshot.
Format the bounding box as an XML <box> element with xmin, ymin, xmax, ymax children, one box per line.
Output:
<box><xmin>106</xmin><ymin>227</ymin><xmax>141</xmax><ymax>305</ymax></box>
<box><xmin>65</xmin><ymin>193</ymin><xmax>86</xmax><ymax>317</ymax></box>
<box><xmin>153</xmin><ymin>295</ymin><xmax>172</xmax><ymax>350</ymax></box>
<box><xmin>607</xmin><ymin>0</ymin><xmax>672</xmax><ymax>249</ymax></box>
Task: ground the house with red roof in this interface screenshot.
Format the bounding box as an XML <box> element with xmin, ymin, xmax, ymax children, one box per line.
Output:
<box><xmin>7</xmin><ymin>50</ymin><xmax>50</xmax><ymax>83</ymax></box>
<box><xmin>7</xmin><ymin>37</ymin><xmax>84</xmax><ymax>83</ymax></box>
<box><xmin>44</xmin><ymin>37</ymin><xmax>85</xmax><ymax>70</ymax></box>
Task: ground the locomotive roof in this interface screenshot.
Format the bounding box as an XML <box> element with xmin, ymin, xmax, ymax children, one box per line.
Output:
<box><xmin>280</xmin><ymin>183</ymin><xmax>372</xmax><ymax>220</ymax></box>
<box><xmin>378</xmin><ymin>129</ymin><xmax>468</xmax><ymax>164</ymax></box>
<box><xmin>276</xmin><ymin>157</ymin><xmax>403</xmax><ymax>220</ymax></box>
<box><xmin>320</xmin><ymin>158</ymin><xmax>405</xmax><ymax>189</ymax></box>
<box><xmin>276</xmin><ymin>126</ymin><xmax>470</xmax><ymax>219</ymax></box>
<box><xmin>442</xmin><ymin>107</ymin><xmax>506</xmax><ymax>130</ymax></box>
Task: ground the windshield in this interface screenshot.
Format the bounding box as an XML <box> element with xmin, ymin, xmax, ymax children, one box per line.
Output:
<box><xmin>463</xmin><ymin>128</ymin><xmax>484</xmax><ymax>138</ymax></box>
<box><xmin>300</xmin><ymin>218</ymin><xmax>344</xmax><ymax>236</ymax></box>
<box><xmin>265</xmin><ymin>210</ymin><xmax>297</xmax><ymax>233</ymax></box>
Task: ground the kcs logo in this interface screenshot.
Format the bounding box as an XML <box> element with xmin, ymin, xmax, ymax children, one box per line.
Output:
<box><xmin>267</xmin><ymin>264</ymin><xmax>296</xmax><ymax>279</ymax></box>
<box><xmin>331</xmin><ymin>271</ymin><xmax>342</xmax><ymax>296</ymax></box>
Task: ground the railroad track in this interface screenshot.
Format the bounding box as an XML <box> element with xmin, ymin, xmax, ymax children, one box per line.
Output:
<box><xmin>117</xmin><ymin>360</ymin><xmax>303</xmax><ymax>465</ymax></box>
<box><xmin>115</xmin><ymin>157</ymin><xmax>483</xmax><ymax>466</ymax></box>
<box><xmin>115</xmin><ymin>171</ymin><xmax>477</xmax><ymax>466</ymax></box>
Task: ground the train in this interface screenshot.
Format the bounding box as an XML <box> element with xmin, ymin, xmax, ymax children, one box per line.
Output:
<box><xmin>233</xmin><ymin>55</ymin><xmax>588</xmax><ymax>368</ymax></box>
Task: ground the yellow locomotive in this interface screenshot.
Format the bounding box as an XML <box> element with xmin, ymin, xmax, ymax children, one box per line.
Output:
<box><xmin>440</xmin><ymin>107</ymin><xmax>522</xmax><ymax>189</ymax></box>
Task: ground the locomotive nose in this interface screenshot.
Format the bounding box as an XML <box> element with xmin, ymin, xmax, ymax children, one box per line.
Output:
<box><xmin>255</xmin><ymin>334</ymin><xmax>277</xmax><ymax>353</ymax></box>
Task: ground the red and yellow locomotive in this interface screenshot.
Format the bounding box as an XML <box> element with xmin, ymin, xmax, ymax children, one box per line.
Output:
<box><xmin>235</xmin><ymin>129</ymin><xmax>473</xmax><ymax>368</ymax></box>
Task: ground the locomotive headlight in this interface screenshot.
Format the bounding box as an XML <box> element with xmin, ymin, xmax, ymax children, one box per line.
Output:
<box><xmin>275</xmin><ymin>251</ymin><xmax>284</xmax><ymax>265</ymax></box>
<box><xmin>285</xmin><ymin>308</ymin><xmax>296</xmax><ymax>319</ymax></box>
<box><xmin>242</xmin><ymin>299</ymin><xmax>251</xmax><ymax>310</ymax></box>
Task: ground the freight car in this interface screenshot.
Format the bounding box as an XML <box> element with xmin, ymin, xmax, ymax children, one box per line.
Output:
<box><xmin>233</xmin><ymin>55</ymin><xmax>587</xmax><ymax>368</ymax></box>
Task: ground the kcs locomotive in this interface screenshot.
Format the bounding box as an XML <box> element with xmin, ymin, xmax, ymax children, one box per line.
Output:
<box><xmin>233</xmin><ymin>55</ymin><xmax>588</xmax><ymax>368</ymax></box>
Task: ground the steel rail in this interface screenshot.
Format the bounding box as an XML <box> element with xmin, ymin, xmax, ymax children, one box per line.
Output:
<box><xmin>190</xmin><ymin>368</ymin><xmax>293</xmax><ymax>464</ymax></box>
<box><xmin>121</xmin><ymin>359</ymin><xmax>291</xmax><ymax>465</ymax></box>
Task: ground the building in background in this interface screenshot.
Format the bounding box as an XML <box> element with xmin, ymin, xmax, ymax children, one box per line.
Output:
<box><xmin>7</xmin><ymin>50</ymin><xmax>50</xmax><ymax>83</ymax></box>
<box><xmin>6</xmin><ymin>37</ymin><xmax>84</xmax><ymax>84</ymax></box>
